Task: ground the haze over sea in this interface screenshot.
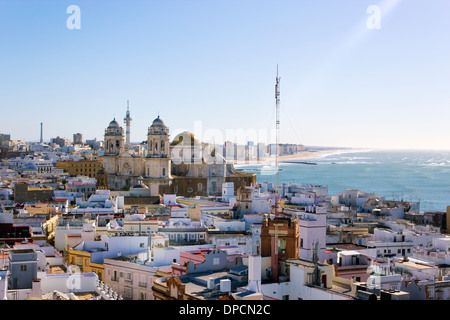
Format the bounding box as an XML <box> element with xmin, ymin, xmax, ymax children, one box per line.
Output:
<box><xmin>238</xmin><ymin>149</ymin><xmax>450</xmax><ymax>213</ymax></box>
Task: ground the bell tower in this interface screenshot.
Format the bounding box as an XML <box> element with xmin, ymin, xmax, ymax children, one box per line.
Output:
<box><xmin>104</xmin><ymin>118</ymin><xmax>124</xmax><ymax>156</ymax></box>
<box><xmin>147</xmin><ymin>116</ymin><xmax>170</xmax><ymax>159</ymax></box>
<box><xmin>144</xmin><ymin>115</ymin><xmax>172</xmax><ymax>196</ymax></box>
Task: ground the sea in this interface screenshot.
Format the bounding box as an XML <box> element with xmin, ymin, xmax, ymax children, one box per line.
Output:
<box><xmin>235</xmin><ymin>149</ymin><xmax>450</xmax><ymax>213</ymax></box>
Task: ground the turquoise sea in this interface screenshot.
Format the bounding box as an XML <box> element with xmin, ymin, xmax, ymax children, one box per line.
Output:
<box><xmin>237</xmin><ymin>149</ymin><xmax>450</xmax><ymax>213</ymax></box>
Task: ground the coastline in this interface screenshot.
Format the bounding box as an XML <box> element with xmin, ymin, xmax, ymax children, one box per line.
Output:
<box><xmin>232</xmin><ymin>148</ymin><xmax>355</xmax><ymax>166</ymax></box>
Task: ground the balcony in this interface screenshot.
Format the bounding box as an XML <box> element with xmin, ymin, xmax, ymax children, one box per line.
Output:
<box><xmin>139</xmin><ymin>282</ymin><xmax>148</xmax><ymax>288</ymax></box>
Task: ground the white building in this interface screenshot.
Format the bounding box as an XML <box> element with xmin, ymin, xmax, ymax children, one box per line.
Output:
<box><xmin>292</xmin><ymin>205</ymin><xmax>327</xmax><ymax>262</ymax></box>
<box><xmin>104</xmin><ymin>247</ymin><xmax>177</xmax><ymax>300</ymax></box>
<box><xmin>365</xmin><ymin>228</ymin><xmax>415</xmax><ymax>258</ymax></box>
<box><xmin>54</xmin><ymin>221</ymin><xmax>96</xmax><ymax>252</ymax></box>
<box><xmin>221</xmin><ymin>182</ymin><xmax>236</xmax><ymax>203</ymax></box>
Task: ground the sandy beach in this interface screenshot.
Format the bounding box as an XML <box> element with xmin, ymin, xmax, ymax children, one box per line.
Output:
<box><xmin>232</xmin><ymin>148</ymin><xmax>352</xmax><ymax>166</ymax></box>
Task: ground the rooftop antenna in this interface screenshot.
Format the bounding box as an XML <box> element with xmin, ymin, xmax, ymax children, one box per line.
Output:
<box><xmin>274</xmin><ymin>65</ymin><xmax>281</xmax><ymax>215</ymax></box>
<box><xmin>312</xmin><ymin>240</ymin><xmax>321</xmax><ymax>286</ymax></box>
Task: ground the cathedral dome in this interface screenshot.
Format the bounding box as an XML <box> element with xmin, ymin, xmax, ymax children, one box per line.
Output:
<box><xmin>132</xmin><ymin>176</ymin><xmax>149</xmax><ymax>189</ymax></box>
<box><xmin>151</xmin><ymin>116</ymin><xmax>166</xmax><ymax>128</ymax></box>
<box><xmin>171</xmin><ymin>131</ymin><xmax>201</xmax><ymax>147</ymax></box>
<box><xmin>131</xmin><ymin>183</ymin><xmax>149</xmax><ymax>189</ymax></box>
<box><xmin>105</xmin><ymin>118</ymin><xmax>124</xmax><ymax>137</ymax></box>
<box><xmin>108</xmin><ymin>119</ymin><xmax>120</xmax><ymax>128</ymax></box>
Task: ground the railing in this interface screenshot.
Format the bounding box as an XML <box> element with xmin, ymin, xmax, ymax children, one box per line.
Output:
<box><xmin>139</xmin><ymin>282</ymin><xmax>148</xmax><ymax>288</ymax></box>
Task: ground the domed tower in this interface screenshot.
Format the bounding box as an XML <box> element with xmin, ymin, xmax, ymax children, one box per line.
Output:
<box><xmin>104</xmin><ymin>118</ymin><xmax>124</xmax><ymax>156</ymax></box>
<box><xmin>144</xmin><ymin>116</ymin><xmax>172</xmax><ymax>195</ymax></box>
<box><xmin>147</xmin><ymin>116</ymin><xmax>170</xmax><ymax>158</ymax></box>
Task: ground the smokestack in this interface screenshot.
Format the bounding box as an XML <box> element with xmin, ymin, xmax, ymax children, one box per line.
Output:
<box><xmin>40</xmin><ymin>122</ymin><xmax>43</xmax><ymax>143</ymax></box>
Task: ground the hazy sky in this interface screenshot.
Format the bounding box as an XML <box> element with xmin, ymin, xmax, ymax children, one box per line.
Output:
<box><xmin>1</xmin><ymin>0</ymin><xmax>450</xmax><ymax>150</ymax></box>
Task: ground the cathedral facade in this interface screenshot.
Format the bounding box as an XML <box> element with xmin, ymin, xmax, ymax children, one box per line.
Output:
<box><xmin>101</xmin><ymin>110</ymin><xmax>256</xmax><ymax>197</ymax></box>
<box><xmin>102</xmin><ymin>116</ymin><xmax>172</xmax><ymax>196</ymax></box>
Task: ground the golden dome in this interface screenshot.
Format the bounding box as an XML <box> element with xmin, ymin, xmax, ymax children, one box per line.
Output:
<box><xmin>171</xmin><ymin>131</ymin><xmax>201</xmax><ymax>147</ymax></box>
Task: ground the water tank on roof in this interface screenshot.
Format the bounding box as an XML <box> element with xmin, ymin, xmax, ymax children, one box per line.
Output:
<box><xmin>220</xmin><ymin>279</ymin><xmax>231</xmax><ymax>293</ymax></box>
<box><xmin>207</xmin><ymin>277</ymin><xmax>215</xmax><ymax>290</ymax></box>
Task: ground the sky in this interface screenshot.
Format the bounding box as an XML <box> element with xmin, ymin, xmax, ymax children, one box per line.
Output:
<box><xmin>1</xmin><ymin>0</ymin><xmax>450</xmax><ymax>150</ymax></box>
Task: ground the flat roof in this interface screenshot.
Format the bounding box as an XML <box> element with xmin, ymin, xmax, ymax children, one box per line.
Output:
<box><xmin>10</xmin><ymin>249</ymin><xmax>35</xmax><ymax>254</ymax></box>
<box><xmin>396</xmin><ymin>260</ymin><xmax>435</xmax><ymax>270</ymax></box>
<box><xmin>339</xmin><ymin>250</ymin><xmax>364</xmax><ymax>256</ymax></box>
<box><xmin>327</xmin><ymin>243</ymin><xmax>372</xmax><ymax>251</ymax></box>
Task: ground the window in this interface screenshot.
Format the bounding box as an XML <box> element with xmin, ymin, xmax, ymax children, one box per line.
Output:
<box><xmin>20</xmin><ymin>265</ymin><xmax>27</xmax><ymax>272</ymax></box>
<box><xmin>278</xmin><ymin>239</ymin><xmax>286</xmax><ymax>253</ymax></box>
<box><xmin>124</xmin><ymin>272</ymin><xmax>132</xmax><ymax>282</ymax></box>
<box><xmin>213</xmin><ymin>258</ymin><xmax>220</xmax><ymax>265</ymax></box>
<box><xmin>162</xmin><ymin>168</ymin><xmax>166</xmax><ymax>176</ymax></box>
<box><xmin>140</xmin><ymin>243</ymin><xmax>145</xmax><ymax>248</ymax></box>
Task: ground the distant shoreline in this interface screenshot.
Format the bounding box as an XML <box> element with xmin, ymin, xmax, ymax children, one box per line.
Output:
<box><xmin>232</xmin><ymin>148</ymin><xmax>354</xmax><ymax>166</ymax></box>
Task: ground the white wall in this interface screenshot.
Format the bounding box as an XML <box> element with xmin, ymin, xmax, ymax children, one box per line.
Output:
<box><xmin>288</xmin><ymin>266</ymin><xmax>351</xmax><ymax>300</ymax></box>
<box><xmin>215</xmin><ymin>220</ymin><xmax>246</xmax><ymax>231</ymax></box>
<box><xmin>153</xmin><ymin>247</ymin><xmax>180</xmax><ymax>265</ymax></box>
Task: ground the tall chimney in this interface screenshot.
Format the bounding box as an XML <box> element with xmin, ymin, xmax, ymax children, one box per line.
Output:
<box><xmin>31</xmin><ymin>278</ymin><xmax>42</xmax><ymax>299</ymax></box>
<box><xmin>0</xmin><ymin>271</ymin><xmax>8</xmax><ymax>300</ymax></box>
<box><xmin>248</xmin><ymin>254</ymin><xmax>262</xmax><ymax>293</ymax></box>
<box><xmin>40</xmin><ymin>122</ymin><xmax>43</xmax><ymax>143</ymax></box>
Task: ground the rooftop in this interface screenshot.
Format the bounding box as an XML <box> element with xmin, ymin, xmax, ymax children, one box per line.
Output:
<box><xmin>327</xmin><ymin>243</ymin><xmax>373</xmax><ymax>251</ymax></box>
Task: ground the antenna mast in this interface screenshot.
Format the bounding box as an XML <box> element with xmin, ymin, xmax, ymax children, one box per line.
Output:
<box><xmin>275</xmin><ymin>65</ymin><xmax>281</xmax><ymax>214</ymax></box>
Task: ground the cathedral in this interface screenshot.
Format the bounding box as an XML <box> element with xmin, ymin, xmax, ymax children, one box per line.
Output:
<box><xmin>101</xmin><ymin>108</ymin><xmax>256</xmax><ymax>197</ymax></box>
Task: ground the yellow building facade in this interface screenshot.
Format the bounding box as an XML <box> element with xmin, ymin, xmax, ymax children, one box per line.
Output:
<box><xmin>67</xmin><ymin>248</ymin><xmax>105</xmax><ymax>281</ymax></box>
<box><xmin>56</xmin><ymin>160</ymin><xmax>107</xmax><ymax>186</ymax></box>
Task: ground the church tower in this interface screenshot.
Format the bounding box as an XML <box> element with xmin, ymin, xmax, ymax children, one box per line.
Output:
<box><xmin>147</xmin><ymin>116</ymin><xmax>170</xmax><ymax>158</ymax></box>
<box><xmin>104</xmin><ymin>119</ymin><xmax>124</xmax><ymax>156</ymax></box>
<box><xmin>144</xmin><ymin>116</ymin><xmax>171</xmax><ymax>195</ymax></box>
